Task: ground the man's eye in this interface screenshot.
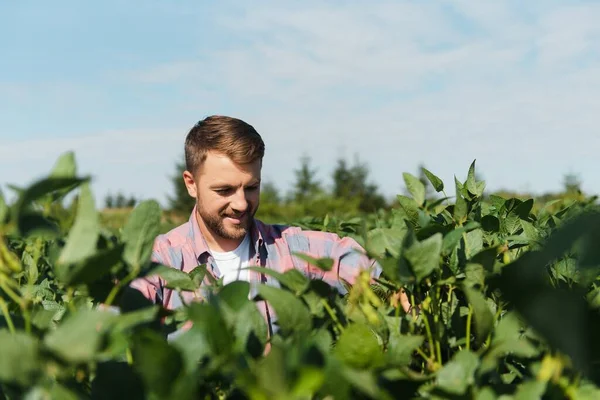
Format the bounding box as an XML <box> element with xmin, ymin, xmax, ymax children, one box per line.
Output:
<box><xmin>246</xmin><ymin>186</ymin><xmax>259</xmax><ymax>191</ymax></box>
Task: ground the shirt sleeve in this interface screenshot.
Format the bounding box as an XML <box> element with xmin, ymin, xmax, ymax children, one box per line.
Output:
<box><xmin>302</xmin><ymin>230</ymin><xmax>382</xmax><ymax>293</ymax></box>
<box><xmin>128</xmin><ymin>237</ymin><xmax>169</xmax><ymax>306</ymax></box>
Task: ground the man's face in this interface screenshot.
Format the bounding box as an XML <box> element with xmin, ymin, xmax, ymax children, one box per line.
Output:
<box><xmin>184</xmin><ymin>151</ymin><xmax>261</xmax><ymax>245</ymax></box>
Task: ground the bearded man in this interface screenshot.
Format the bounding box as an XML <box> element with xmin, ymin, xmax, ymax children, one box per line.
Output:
<box><xmin>130</xmin><ymin>115</ymin><xmax>411</xmax><ymax>337</ymax></box>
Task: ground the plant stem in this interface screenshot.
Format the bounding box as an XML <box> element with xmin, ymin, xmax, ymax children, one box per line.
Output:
<box><xmin>422</xmin><ymin>307</ymin><xmax>435</xmax><ymax>361</ymax></box>
<box><xmin>322</xmin><ymin>299</ymin><xmax>344</xmax><ymax>334</ymax></box>
<box><xmin>0</xmin><ymin>278</ymin><xmax>22</xmax><ymax>307</ymax></box>
<box><xmin>105</xmin><ymin>269</ymin><xmax>138</xmax><ymax>306</ymax></box>
<box><xmin>0</xmin><ymin>297</ymin><xmax>14</xmax><ymax>333</ymax></box>
<box><xmin>466</xmin><ymin>305</ymin><xmax>473</xmax><ymax>351</ymax></box>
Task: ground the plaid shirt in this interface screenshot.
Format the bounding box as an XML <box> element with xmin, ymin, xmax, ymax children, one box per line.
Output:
<box><xmin>130</xmin><ymin>206</ymin><xmax>381</xmax><ymax>336</ymax></box>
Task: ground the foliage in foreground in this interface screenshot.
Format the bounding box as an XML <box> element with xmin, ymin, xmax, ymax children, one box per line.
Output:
<box><xmin>1</xmin><ymin>152</ymin><xmax>600</xmax><ymax>399</ymax></box>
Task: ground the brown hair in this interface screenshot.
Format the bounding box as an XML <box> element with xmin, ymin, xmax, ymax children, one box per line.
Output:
<box><xmin>184</xmin><ymin>115</ymin><xmax>265</xmax><ymax>175</ymax></box>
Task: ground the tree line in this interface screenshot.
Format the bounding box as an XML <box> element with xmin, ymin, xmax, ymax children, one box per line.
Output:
<box><xmin>165</xmin><ymin>153</ymin><xmax>437</xmax><ymax>223</ymax></box>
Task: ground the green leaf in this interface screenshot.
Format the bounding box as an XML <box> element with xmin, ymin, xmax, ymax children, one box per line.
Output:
<box><xmin>481</xmin><ymin>215</ymin><xmax>500</xmax><ymax>233</ymax></box>
<box><xmin>122</xmin><ymin>200</ymin><xmax>161</xmax><ymax>269</ymax></box>
<box><xmin>44</xmin><ymin>309</ymin><xmax>116</xmax><ymax>363</ymax></box>
<box><xmin>334</xmin><ymin>323</ymin><xmax>383</xmax><ymax>369</ymax></box>
<box><xmin>441</xmin><ymin>221</ymin><xmax>479</xmax><ymax>254</ymax></box>
<box><xmin>465</xmin><ymin>160</ymin><xmax>485</xmax><ymax>197</ymax></box>
<box><xmin>17</xmin><ymin>177</ymin><xmax>88</xmax><ymax>213</ymax></box>
<box><xmin>55</xmin><ymin>244</ymin><xmax>124</xmax><ymax>286</ymax></box>
<box><xmin>0</xmin><ymin>330</ymin><xmax>41</xmax><ymax>386</ymax></box>
<box><xmin>386</xmin><ymin>333</ymin><xmax>424</xmax><ymax>367</ymax></box>
<box><xmin>187</xmin><ymin>302</ymin><xmax>234</xmax><ymax>355</ymax></box>
<box><xmin>480</xmin><ymin>312</ymin><xmax>539</xmax><ymax>374</ymax></box>
<box><xmin>366</xmin><ymin>226</ymin><xmax>406</xmax><ymax>258</ymax></box>
<box><xmin>436</xmin><ymin>349</ymin><xmax>479</xmax><ymax>395</ymax></box>
<box><xmin>453</xmin><ymin>179</ymin><xmax>468</xmax><ymax>224</ymax></box>
<box><xmin>257</xmin><ymin>284</ymin><xmax>311</xmax><ymax>336</ymax></box>
<box><xmin>131</xmin><ymin>329</ymin><xmax>184</xmax><ymax>398</ymax></box>
<box><xmin>57</xmin><ymin>182</ymin><xmax>100</xmax><ymax>265</ymax></box>
<box><xmin>464</xmin><ymin>229</ymin><xmax>484</xmax><ymax>259</ymax></box>
<box><xmin>112</xmin><ymin>306</ymin><xmax>160</xmax><ymax>333</ymax></box>
<box><xmin>91</xmin><ymin>361</ymin><xmax>146</xmax><ymax>400</ymax></box>
<box><xmin>422</xmin><ymin>167</ymin><xmax>444</xmax><ymax>192</ymax></box>
<box><xmin>292</xmin><ymin>252</ymin><xmax>334</xmax><ymax>272</ymax></box>
<box><xmin>247</xmin><ymin>266</ymin><xmax>309</xmax><ymax>294</ymax></box>
<box><xmin>404</xmin><ymin>233</ymin><xmax>442</xmax><ymax>283</ymax></box>
<box><xmin>234</xmin><ymin>301</ymin><xmax>268</xmax><ymax>357</ymax></box>
<box><xmin>463</xmin><ymin>286</ymin><xmax>494</xmax><ymax>345</ymax></box>
<box><xmin>150</xmin><ymin>264</ymin><xmax>199</xmax><ymax>291</ymax></box>
<box><xmin>49</xmin><ymin>151</ymin><xmax>77</xmax><ymax>178</ymax></box>
<box><xmin>0</xmin><ymin>189</ymin><xmax>7</xmax><ymax>224</ymax></box>
<box><xmin>514</xmin><ymin>380</ymin><xmax>547</xmax><ymax>400</ymax></box>
<box><xmin>218</xmin><ymin>280</ymin><xmax>250</xmax><ymax>312</ymax></box>
<box><xmin>395</xmin><ymin>195</ymin><xmax>419</xmax><ymax>226</ymax></box>
<box><xmin>403</xmin><ymin>172</ymin><xmax>426</xmax><ymax>206</ymax></box>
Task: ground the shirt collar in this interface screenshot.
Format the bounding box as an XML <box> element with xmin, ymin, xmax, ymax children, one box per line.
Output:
<box><xmin>187</xmin><ymin>205</ymin><xmax>266</xmax><ymax>262</ymax></box>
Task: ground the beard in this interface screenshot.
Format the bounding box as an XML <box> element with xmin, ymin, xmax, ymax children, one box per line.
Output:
<box><xmin>196</xmin><ymin>202</ymin><xmax>255</xmax><ymax>241</ymax></box>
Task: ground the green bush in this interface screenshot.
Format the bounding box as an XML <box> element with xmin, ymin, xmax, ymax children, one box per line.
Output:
<box><xmin>1</xmin><ymin>153</ymin><xmax>600</xmax><ymax>399</ymax></box>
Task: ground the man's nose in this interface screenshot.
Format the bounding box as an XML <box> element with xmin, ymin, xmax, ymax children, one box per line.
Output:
<box><xmin>231</xmin><ymin>189</ymin><xmax>249</xmax><ymax>213</ymax></box>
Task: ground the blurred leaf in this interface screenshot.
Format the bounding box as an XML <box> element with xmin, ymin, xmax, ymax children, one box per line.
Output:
<box><xmin>91</xmin><ymin>361</ymin><xmax>146</xmax><ymax>400</ymax></box>
<box><xmin>57</xmin><ymin>182</ymin><xmax>99</xmax><ymax>265</ymax></box>
<box><xmin>218</xmin><ymin>281</ymin><xmax>250</xmax><ymax>312</ymax></box>
<box><xmin>16</xmin><ymin>177</ymin><xmax>87</xmax><ymax>217</ymax></box>
<box><xmin>0</xmin><ymin>189</ymin><xmax>7</xmax><ymax>224</ymax></box>
<box><xmin>122</xmin><ymin>200</ymin><xmax>161</xmax><ymax>269</ymax></box>
<box><xmin>247</xmin><ymin>266</ymin><xmax>309</xmax><ymax>294</ymax></box>
<box><xmin>463</xmin><ymin>286</ymin><xmax>494</xmax><ymax>345</ymax></box>
<box><xmin>150</xmin><ymin>264</ymin><xmax>198</xmax><ymax>292</ymax></box>
<box><xmin>0</xmin><ymin>330</ymin><xmax>41</xmax><ymax>386</ymax></box>
<box><xmin>49</xmin><ymin>151</ymin><xmax>77</xmax><ymax>178</ymax></box>
<box><xmin>514</xmin><ymin>380</ymin><xmax>546</xmax><ymax>400</ymax></box>
<box><xmin>44</xmin><ymin>309</ymin><xmax>116</xmax><ymax>364</ymax></box>
<box><xmin>187</xmin><ymin>302</ymin><xmax>233</xmax><ymax>356</ymax></box>
<box><xmin>386</xmin><ymin>333</ymin><xmax>424</xmax><ymax>367</ymax></box>
<box><xmin>55</xmin><ymin>244</ymin><xmax>124</xmax><ymax>286</ymax></box>
<box><xmin>257</xmin><ymin>284</ymin><xmax>311</xmax><ymax>336</ymax></box>
<box><xmin>131</xmin><ymin>329</ymin><xmax>184</xmax><ymax>398</ymax></box>
<box><xmin>293</xmin><ymin>252</ymin><xmax>334</xmax><ymax>272</ymax></box>
<box><xmin>334</xmin><ymin>323</ymin><xmax>383</xmax><ymax>369</ymax></box>
<box><xmin>436</xmin><ymin>349</ymin><xmax>479</xmax><ymax>395</ymax></box>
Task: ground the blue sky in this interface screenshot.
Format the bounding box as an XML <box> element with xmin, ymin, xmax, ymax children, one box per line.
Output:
<box><xmin>2</xmin><ymin>0</ymin><xmax>600</xmax><ymax>208</ymax></box>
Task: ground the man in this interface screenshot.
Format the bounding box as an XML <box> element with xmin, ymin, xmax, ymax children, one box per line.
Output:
<box><xmin>130</xmin><ymin>115</ymin><xmax>411</xmax><ymax>336</ymax></box>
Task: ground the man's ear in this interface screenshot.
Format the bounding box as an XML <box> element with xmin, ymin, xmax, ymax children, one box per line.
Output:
<box><xmin>182</xmin><ymin>170</ymin><xmax>197</xmax><ymax>198</ymax></box>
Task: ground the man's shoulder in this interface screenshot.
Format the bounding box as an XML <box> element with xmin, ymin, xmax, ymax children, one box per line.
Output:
<box><xmin>153</xmin><ymin>220</ymin><xmax>192</xmax><ymax>252</ymax></box>
<box><xmin>255</xmin><ymin>219</ymin><xmax>344</xmax><ymax>243</ymax></box>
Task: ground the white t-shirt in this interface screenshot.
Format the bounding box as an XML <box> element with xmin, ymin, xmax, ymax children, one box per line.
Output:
<box><xmin>210</xmin><ymin>234</ymin><xmax>251</xmax><ymax>285</ymax></box>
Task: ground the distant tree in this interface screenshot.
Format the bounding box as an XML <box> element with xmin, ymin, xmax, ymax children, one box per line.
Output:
<box><xmin>563</xmin><ymin>173</ymin><xmax>582</xmax><ymax>194</ymax></box>
<box><xmin>292</xmin><ymin>155</ymin><xmax>322</xmax><ymax>202</ymax></box>
<box><xmin>127</xmin><ymin>196</ymin><xmax>137</xmax><ymax>208</ymax></box>
<box><xmin>168</xmin><ymin>159</ymin><xmax>196</xmax><ymax>214</ymax></box>
<box><xmin>332</xmin><ymin>154</ymin><xmax>387</xmax><ymax>212</ymax></box>
<box><xmin>105</xmin><ymin>194</ymin><xmax>114</xmax><ymax>209</ymax></box>
<box><xmin>260</xmin><ymin>180</ymin><xmax>281</xmax><ymax>204</ymax></box>
<box><xmin>115</xmin><ymin>193</ymin><xmax>127</xmax><ymax>208</ymax></box>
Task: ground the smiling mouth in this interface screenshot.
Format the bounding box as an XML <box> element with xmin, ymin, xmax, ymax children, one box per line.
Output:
<box><xmin>224</xmin><ymin>213</ymin><xmax>246</xmax><ymax>224</ymax></box>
